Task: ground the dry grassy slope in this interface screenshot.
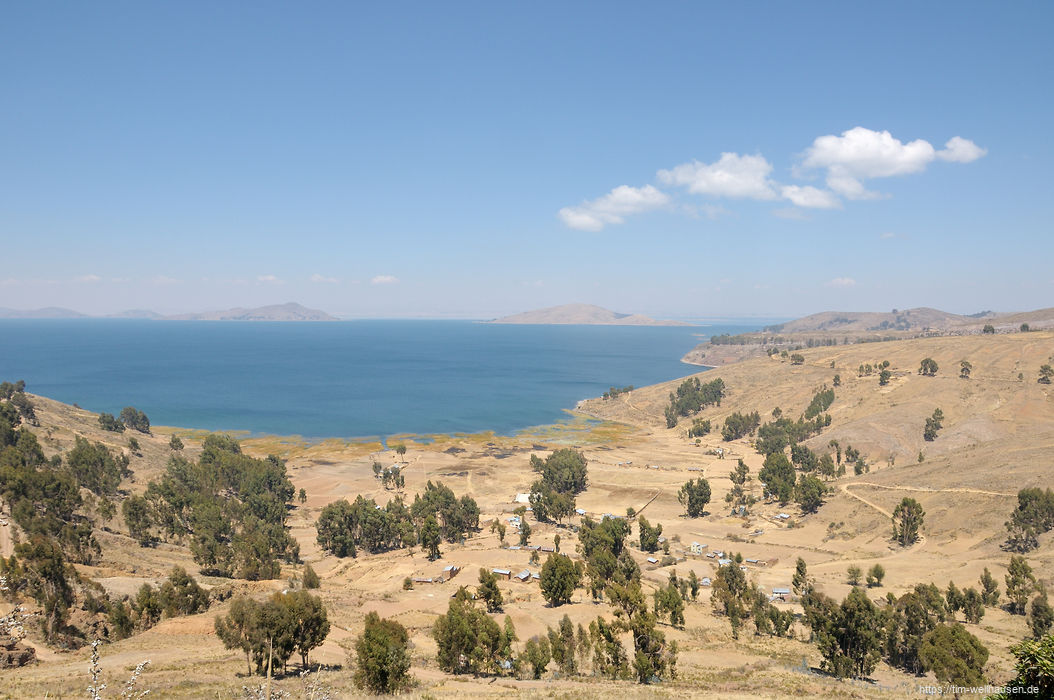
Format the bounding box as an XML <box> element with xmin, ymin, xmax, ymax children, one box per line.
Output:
<box><xmin>581</xmin><ymin>330</ymin><xmax>1054</xmax><ymax>552</ymax></box>
<box><xmin>7</xmin><ymin>333</ymin><xmax>1054</xmax><ymax>697</ymax></box>
<box><xmin>769</xmin><ymin>307</ymin><xmax>971</xmax><ymax>333</ymax></box>
<box><xmin>23</xmin><ymin>394</ymin><xmax>206</xmax><ymax>487</ymax></box>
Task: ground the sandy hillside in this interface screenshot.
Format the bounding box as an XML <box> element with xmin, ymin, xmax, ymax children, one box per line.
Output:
<box><xmin>4</xmin><ymin>331</ymin><xmax>1053</xmax><ymax>697</ymax></box>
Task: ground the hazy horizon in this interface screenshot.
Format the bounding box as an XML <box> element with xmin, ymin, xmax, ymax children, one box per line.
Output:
<box><xmin>2</xmin><ymin>3</ymin><xmax>1051</xmax><ymax>319</ymax></box>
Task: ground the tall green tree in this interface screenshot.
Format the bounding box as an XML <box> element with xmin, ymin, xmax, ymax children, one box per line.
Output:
<box><xmin>478</xmin><ymin>568</ymin><xmax>504</xmax><ymax>613</ymax></box>
<box><xmin>892</xmin><ymin>498</ymin><xmax>924</xmax><ymax>546</ymax></box>
<box><xmin>420</xmin><ymin>515</ymin><xmax>442</xmax><ymax>561</ymax></box>
<box><xmin>14</xmin><ymin>536</ymin><xmax>76</xmax><ymax>643</ymax></box>
<box><xmin>354</xmin><ymin>612</ymin><xmax>411</xmax><ymax>694</ymax></box>
<box><xmin>215</xmin><ymin>595</ymin><xmax>261</xmax><ymax>676</ymax></box>
<box><xmin>918</xmin><ymin>623</ymin><xmax>988</xmax><ymax>687</ymax></box>
<box><xmin>540</xmin><ymin>554</ymin><xmax>581</xmax><ymax>607</ymax></box>
<box><xmin>759</xmin><ymin>453</ymin><xmax>795</xmax><ymax>505</ymax></box>
<box><xmin>677</xmin><ymin>478</ymin><xmax>711</xmax><ymax>517</ymax></box>
<box><xmin>1006</xmin><ymin>556</ymin><xmax>1037</xmax><ymax>615</ymax></box>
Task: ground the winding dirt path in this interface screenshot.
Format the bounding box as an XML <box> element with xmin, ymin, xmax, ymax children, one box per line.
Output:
<box><xmin>846</xmin><ymin>481</ymin><xmax>1014</xmax><ymax>499</ymax></box>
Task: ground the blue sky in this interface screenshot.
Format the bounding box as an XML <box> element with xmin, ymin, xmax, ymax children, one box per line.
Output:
<box><xmin>1</xmin><ymin>2</ymin><xmax>1051</xmax><ymax>318</ymax></box>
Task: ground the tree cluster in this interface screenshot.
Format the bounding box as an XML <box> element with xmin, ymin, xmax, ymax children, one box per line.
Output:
<box><xmin>142</xmin><ymin>434</ymin><xmax>299</xmax><ymax>579</ymax></box>
<box><xmin>725</xmin><ymin>459</ymin><xmax>756</xmax><ymax>513</ymax></box>
<box><xmin>923</xmin><ymin>408</ymin><xmax>944</xmax><ymax>441</ymax></box>
<box><xmin>721</xmin><ymin>411</ymin><xmax>761</xmax><ymax>441</ymax></box>
<box><xmin>316</xmin><ymin>495</ymin><xmax>416</xmax><ymax>558</ymax></box>
<box><xmin>97</xmin><ymin>413</ymin><xmax>125</xmax><ymax>432</ymax></box>
<box><xmin>799</xmin><ymin>575</ymin><xmax>990</xmax><ymax>684</ymax></box>
<box><xmin>1005</xmin><ymin>487</ymin><xmax>1054</xmax><ymax>552</ymax></box>
<box><xmin>372</xmin><ymin>462</ymin><xmax>405</xmax><ymax>489</ymax></box>
<box><xmin>1</xmin><ymin>381</ymin><xmax>36</xmax><ymax>424</ymax></box>
<box><xmin>577</xmin><ymin>515</ymin><xmax>633</xmax><ymax>601</ymax></box>
<box><xmin>0</xmin><ymin>402</ymin><xmax>99</xmax><ymax>565</ymax></box>
<box><xmin>119</xmin><ymin>407</ymin><xmax>151</xmax><ymax>433</ymax></box>
<box><xmin>664</xmin><ymin>377</ymin><xmax>725</xmax><ymax>428</ymax></box>
<box><xmin>112</xmin><ymin>566</ymin><xmax>210</xmax><ymax>638</ymax></box>
<box><xmin>687</xmin><ymin>418</ymin><xmax>711</xmax><ymax>437</ymax></box>
<box><xmin>711</xmin><ymin>553</ymin><xmax>793</xmax><ymax>640</ymax></box>
<box><xmin>411</xmin><ymin>480</ymin><xmax>480</xmax><ymax>542</ymax></box>
<box><xmin>215</xmin><ymin>591</ymin><xmax>330</xmax><ymax>676</ymax></box>
<box><xmin>529</xmin><ymin>449</ymin><xmax>587</xmax><ymax>523</ymax></box>
<box><xmin>433</xmin><ymin>592</ymin><xmax>516</xmax><ymax>675</ymax></box>
<box><xmin>918</xmin><ymin>358</ymin><xmax>939</xmax><ymax>377</ymax></box>
<box><xmin>803</xmin><ymin>386</ymin><xmax>835</xmax><ymax>420</ymax></box>
<box><xmin>756</xmin><ymin>452</ymin><xmax>830</xmax><ymax>511</ymax></box>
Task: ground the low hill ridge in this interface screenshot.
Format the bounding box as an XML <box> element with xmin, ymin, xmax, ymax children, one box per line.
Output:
<box><xmin>490</xmin><ymin>303</ymin><xmax>690</xmax><ymax>326</ymax></box>
<box><xmin>0</xmin><ymin>302</ymin><xmax>338</xmax><ymax>321</ymax></box>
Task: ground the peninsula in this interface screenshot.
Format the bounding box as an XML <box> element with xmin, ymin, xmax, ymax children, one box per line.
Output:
<box><xmin>489</xmin><ymin>302</ymin><xmax>691</xmax><ymax>326</ymax></box>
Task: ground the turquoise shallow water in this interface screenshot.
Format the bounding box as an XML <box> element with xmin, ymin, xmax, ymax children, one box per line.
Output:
<box><xmin>0</xmin><ymin>319</ymin><xmax>758</xmax><ymax>438</ymax></box>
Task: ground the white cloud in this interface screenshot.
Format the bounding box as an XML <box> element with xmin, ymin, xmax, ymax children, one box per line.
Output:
<box><xmin>257</xmin><ymin>274</ymin><xmax>282</xmax><ymax>284</ymax></box>
<box><xmin>879</xmin><ymin>231</ymin><xmax>898</xmax><ymax>239</ymax></box>
<box><xmin>558</xmin><ymin>184</ymin><xmax>670</xmax><ymax>231</ymax></box>
<box><xmin>310</xmin><ymin>274</ymin><xmax>338</xmax><ymax>284</ymax></box>
<box><xmin>780</xmin><ymin>185</ymin><xmax>841</xmax><ymax>209</ymax></box>
<box><xmin>802</xmin><ymin>127</ymin><xmax>985</xmax><ymax>199</ymax></box>
<box><xmin>657</xmin><ymin>153</ymin><xmax>778</xmax><ymax>200</ymax></box>
<box><xmin>74</xmin><ymin>274</ymin><xmax>101</xmax><ymax>283</ymax></box>
<box><xmin>937</xmin><ymin>136</ymin><xmax>987</xmax><ymax>163</ymax></box>
<box><xmin>152</xmin><ymin>275</ymin><xmax>182</xmax><ymax>285</ymax></box>
<box><xmin>371</xmin><ymin>275</ymin><xmax>399</xmax><ymax>285</ymax></box>
<box><xmin>826</xmin><ymin>277</ymin><xmax>857</xmax><ymax>287</ymax></box>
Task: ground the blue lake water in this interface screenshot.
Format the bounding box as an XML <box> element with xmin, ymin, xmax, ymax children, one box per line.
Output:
<box><xmin>0</xmin><ymin>320</ymin><xmax>759</xmax><ymax>438</ymax></box>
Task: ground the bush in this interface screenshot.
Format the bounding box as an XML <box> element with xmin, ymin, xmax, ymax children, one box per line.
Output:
<box><xmin>302</xmin><ymin>564</ymin><xmax>320</xmax><ymax>589</ymax></box>
<box><xmin>119</xmin><ymin>407</ymin><xmax>151</xmax><ymax>433</ymax></box>
<box><xmin>98</xmin><ymin>413</ymin><xmax>125</xmax><ymax>432</ymax></box>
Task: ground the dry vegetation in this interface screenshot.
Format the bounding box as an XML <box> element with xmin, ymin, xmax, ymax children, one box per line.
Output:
<box><xmin>3</xmin><ymin>330</ymin><xmax>1054</xmax><ymax>697</ymax></box>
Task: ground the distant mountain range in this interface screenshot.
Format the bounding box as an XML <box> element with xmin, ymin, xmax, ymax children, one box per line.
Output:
<box><xmin>489</xmin><ymin>303</ymin><xmax>692</xmax><ymax>326</ymax></box>
<box><xmin>0</xmin><ymin>302</ymin><xmax>338</xmax><ymax>321</ymax></box>
<box><xmin>0</xmin><ymin>306</ymin><xmax>88</xmax><ymax>319</ymax></box>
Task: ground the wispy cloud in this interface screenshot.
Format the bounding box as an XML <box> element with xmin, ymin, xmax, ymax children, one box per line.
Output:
<box><xmin>826</xmin><ymin>277</ymin><xmax>857</xmax><ymax>287</ymax></box>
<box><xmin>310</xmin><ymin>273</ymin><xmax>339</xmax><ymax>284</ymax></box>
<box><xmin>0</xmin><ymin>278</ymin><xmax>18</xmax><ymax>287</ymax></box>
<box><xmin>74</xmin><ymin>274</ymin><xmax>101</xmax><ymax>283</ymax></box>
<box><xmin>151</xmin><ymin>275</ymin><xmax>182</xmax><ymax>286</ymax></box>
<box><xmin>780</xmin><ymin>185</ymin><xmax>841</xmax><ymax>209</ymax></box>
<box><xmin>558</xmin><ymin>185</ymin><xmax>670</xmax><ymax>232</ymax></box>
<box><xmin>257</xmin><ymin>274</ymin><xmax>283</xmax><ymax>284</ymax></box>
<box><xmin>371</xmin><ymin>275</ymin><xmax>399</xmax><ymax>285</ymax></box>
<box><xmin>879</xmin><ymin>232</ymin><xmax>899</xmax><ymax>240</ymax></box>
